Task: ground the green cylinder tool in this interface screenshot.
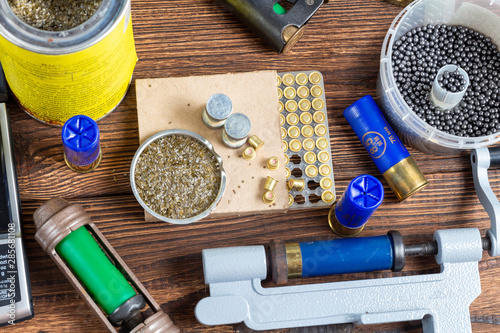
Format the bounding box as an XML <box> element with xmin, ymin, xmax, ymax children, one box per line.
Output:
<box><xmin>34</xmin><ymin>197</ymin><xmax>179</xmax><ymax>333</ymax></box>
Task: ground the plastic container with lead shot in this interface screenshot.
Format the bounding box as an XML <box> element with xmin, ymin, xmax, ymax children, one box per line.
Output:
<box><xmin>33</xmin><ymin>197</ymin><xmax>179</xmax><ymax>333</ymax></box>
<box><xmin>344</xmin><ymin>96</ymin><xmax>428</xmax><ymax>201</ymax></box>
<box><xmin>328</xmin><ymin>174</ymin><xmax>384</xmax><ymax>237</ymax></box>
<box><xmin>62</xmin><ymin>115</ymin><xmax>102</xmax><ymax>173</ymax></box>
<box><xmin>377</xmin><ymin>0</ymin><xmax>500</xmax><ymax>154</ymax></box>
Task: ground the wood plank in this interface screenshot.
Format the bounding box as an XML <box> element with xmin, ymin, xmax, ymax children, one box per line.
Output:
<box><xmin>5</xmin><ymin>0</ymin><xmax>500</xmax><ymax>331</ymax></box>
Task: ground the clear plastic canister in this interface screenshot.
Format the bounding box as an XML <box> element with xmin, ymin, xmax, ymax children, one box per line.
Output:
<box><xmin>377</xmin><ymin>0</ymin><xmax>500</xmax><ymax>154</ymax></box>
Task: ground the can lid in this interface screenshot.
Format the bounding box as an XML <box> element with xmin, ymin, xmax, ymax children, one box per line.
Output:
<box><xmin>347</xmin><ymin>174</ymin><xmax>384</xmax><ymax>211</ymax></box>
<box><xmin>224</xmin><ymin>113</ymin><xmax>251</xmax><ymax>140</ymax></box>
<box><xmin>206</xmin><ymin>93</ymin><xmax>233</xmax><ymax>120</ymax></box>
<box><xmin>62</xmin><ymin>115</ymin><xmax>100</xmax><ymax>153</ymax></box>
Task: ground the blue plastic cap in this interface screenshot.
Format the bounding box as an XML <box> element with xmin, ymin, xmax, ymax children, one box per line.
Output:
<box><xmin>62</xmin><ymin>115</ymin><xmax>100</xmax><ymax>166</ymax></box>
<box><xmin>335</xmin><ymin>174</ymin><xmax>384</xmax><ymax>229</ymax></box>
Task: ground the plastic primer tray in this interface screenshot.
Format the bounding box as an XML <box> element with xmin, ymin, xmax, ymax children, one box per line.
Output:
<box><xmin>278</xmin><ymin>70</ymin><xmax>336</xmax><ymax>209</ymax></box>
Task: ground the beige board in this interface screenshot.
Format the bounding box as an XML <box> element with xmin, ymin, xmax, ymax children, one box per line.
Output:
<box><xmin>135</xmin><ymin>70</ymin><xmax>288</xmax><ymax>221</ymax></box>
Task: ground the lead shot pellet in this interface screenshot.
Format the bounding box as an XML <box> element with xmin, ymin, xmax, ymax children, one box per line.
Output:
<box><xmin>328</xmin><ymin>175</ymin><xmax>384</xmax><ymax>237</ymax></box>
<box><xmin>202</xmin><ymin>93</ymin><xmax>233</xmax><ymax>129</ymax></box>
<box><xmin>222</xmin><ymin>113</ymin><xmax>251</xmax><ymax>148</ymax></box>
<box><xmin>62</xmin><ymin>115</ymin><xmax>101</xmax><ymax>173</ymax></box>
<box><xmin>267</xmin><ymin>156</ymin><xmax>280</xmax><ymax>170</ymax></box>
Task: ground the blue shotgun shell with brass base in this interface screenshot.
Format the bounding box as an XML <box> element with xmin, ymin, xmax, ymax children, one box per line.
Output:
<box><xmin>62</xmin><ymin>115</ymin><xmax>101</xmax><ymax>173</ymax></box>
<box><xmin>344</xmin><ymin>95</ymin><xmax>428</xmax><ymax>201</ymax></box>
<box><xmin>328</xmin><ymin>174</ymin><xmax>384</xmax><ymax>237</ymax></box>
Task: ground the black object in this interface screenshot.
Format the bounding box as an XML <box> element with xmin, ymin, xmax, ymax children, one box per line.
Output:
<box><xmin>218</xmin><ymin>0</ymin><xmax>324</xmax><ymax>53</ymax></box>
<box><xmin>0</xmin><ymin>63</ymin><xmax>34</xmax><ymax>326</ymax></box>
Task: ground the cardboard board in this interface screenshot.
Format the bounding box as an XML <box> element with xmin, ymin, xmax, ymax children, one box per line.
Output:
<box><xmin>135</xmin><ymin>70</ymin><xmax>288</xmax><ymax>221</ymax></box>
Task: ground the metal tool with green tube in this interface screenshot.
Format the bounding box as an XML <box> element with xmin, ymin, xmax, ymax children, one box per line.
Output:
<box><xmin>33</xmin><ymin>197</ymin><xmax>179</xmax><ymax>333</ymax></box>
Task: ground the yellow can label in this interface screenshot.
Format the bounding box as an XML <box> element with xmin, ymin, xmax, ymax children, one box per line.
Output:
<box><xmin>0</xmin><ymin>13</ymin><xmax>137</xmax><ymax>125</ymax></box>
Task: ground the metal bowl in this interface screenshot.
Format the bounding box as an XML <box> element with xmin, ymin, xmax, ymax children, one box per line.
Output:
<box><xmin>130</xmin><ymin>129</ymin><xmax>226</xmax><ymax>224</ymax></box>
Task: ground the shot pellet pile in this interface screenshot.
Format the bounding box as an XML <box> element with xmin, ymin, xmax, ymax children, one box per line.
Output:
<box><xmin>437</xmin><ymin>70</ymin><xmax>467</xmax><ymax>93</ymax></box>
<box><xmin>134</xmin><ymin>135</ymin><xmax>221</xmax><ymax>220</ymax></box>
<box><xmin>392</xmin><ymin>24</ymin><xmax>500</xmax><ymax>137</ymax></box>
<box><xmin>8</xmin><ymin>0</ymin><xmax>102</xmax><ymax>31</ymax></box>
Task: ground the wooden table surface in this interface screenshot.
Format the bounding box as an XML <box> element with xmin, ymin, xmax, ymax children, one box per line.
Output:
<box><xmin>7</xmin><ymin>0</ymin><xmax>500</xmax><ymax>332</ymax></box>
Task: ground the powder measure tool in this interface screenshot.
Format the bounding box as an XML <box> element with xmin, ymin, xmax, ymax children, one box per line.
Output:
<box><xmin>194</xmin><ymin>147</ymin><xmax>500</xmax><ymax>332</ymax></box>
<box><xmin>217</xmin><ymin>0</ymin><xmax>324</xmax><ymax>53</ymax></box>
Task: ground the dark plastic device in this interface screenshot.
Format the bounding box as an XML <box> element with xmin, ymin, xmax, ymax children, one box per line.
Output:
<box><xmin>0</xmin><ymin>63</ymin><xmax>34</xmax><ymax>325</ymax></box>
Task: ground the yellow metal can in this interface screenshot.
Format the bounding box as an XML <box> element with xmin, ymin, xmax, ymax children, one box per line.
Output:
<box><xmin>0</xmin><ymin>0</ymin><xmax>137</xmax><ymax>125</ymax></box>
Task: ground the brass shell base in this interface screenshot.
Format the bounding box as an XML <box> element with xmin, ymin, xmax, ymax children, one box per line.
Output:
<box><xmin>328</xmin><ymin>205</ymin><xmax>364</xmax><ymax>238</ymax></box>
<box><xmin>382</xmin><ymin>156</ymin><xmax>428</xmax><ymax>202</ymax></box>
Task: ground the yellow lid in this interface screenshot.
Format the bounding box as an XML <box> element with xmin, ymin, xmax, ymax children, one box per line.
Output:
<box><xmin>303</xmin><ymin>138</ymin><xmax>315</xmax><ymax>151</ymax></box>
<box><xmin>299</xmin><ymin>99</ymin><xmax>311</xmax><ymax>111</ymax></box>
<box><xmin>301</xmin><ymin>125</ymin><xmax>314</xmax><ymax>138</ymax></box>
<box><xmin>284</xmin><ymin>87</ymin><xmax>296</xmax><ymax>99</ymax></box>
<box><xmin>321</xmin><ymin>191</ymin><xmax>334</xmax><ymax>203</ymax></box>
<box><xmin>286</xmin><ymin>113</ymin><xmax>299</xmax><ymax>125</ymax></box>
<box><xmin>309</xmin><ymin>72</ymin><xmax>321</xmax><ymax>84</ymax></box>
<box><xmin>312</xmin><ymin>98</ymin><xmax>324</xmax><ymax>110</ymax></box>
<box><xmin>319</xmin><ymin>164</ymin><xmax>331</xmax><ymax>176</ymax></box>
<box><xmin>304</xmin><ymin>152</ymin><xmax>316</xmax><ymax>164</ymax></box>
<box><xmin>295</xmin><ymin>73</ymin><xmax>308</xmax><ymax>85</ymax></box>
<box><xmin>288</xmin><ymin>126</ymin><xmax>300</xmax><ymax>138</ymax></box>
<box><xmin>300</xmin><ymin>112</ymin><xmax>312</xmax><ymax>124</ymax></box>
<box><xmin>320</xmin><ymin>177</ymin><xmax>332</xmax><ymax>189</ymax></box>
<box><xmin>282</xmin><ymin>73</ymin><xmax>294</xmax><ymax>86</ymax></box>
<box><xmin>311</xmin><ymin>85</ymin><xmax>322</xmax><ymax>97</ymax></box>
<box><xmin>316</xmin><ymin>137</ymin><xmax>328</xmax><ymax>150</ymax></box>
<box><xmin>297</xmin><ymin>86</ymin><xmax>309</xmax><ymax>98</ymax></box>
<box><xmin>313</xmin><ymin>111</ymin><xmax>325</xmax><ymax>123</ymax></box>
<box><xmin>290</xmin><ymin>139</ymin><xmax>302</xmax><ymax>152</ymax></box>
<box><xmin>285</xmin><ymin>100</ymin><xmax>298</xmax><ymax>112</ymax></box>
<box><xmin>305</xmin><ymin>165</ymin><xmax>318</xmax><ymax>177</ymax></box>
<box><xmin>318</xmin><ymin>151</ymin><xmax>330</xmax><ymax>163</ymax></box>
